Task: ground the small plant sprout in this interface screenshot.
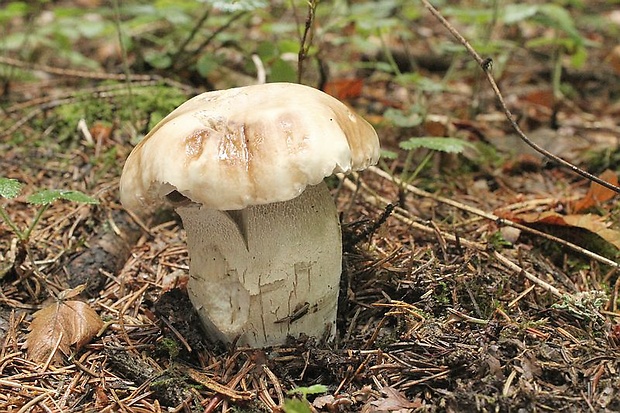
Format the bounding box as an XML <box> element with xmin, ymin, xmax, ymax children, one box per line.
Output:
<box><xmin>381</xmin><ymin>136</ymin><xmax>476</xmax><ymax>194</ymax></box>
<box><xmin>0</xmin><ymin>177</ymin><xmax>99</xmax><ymax>243</ymax></box>
<box><xmin>283</xmin><ymin>384</ymin><xmax>328</xmax><ymax>413</ymax></box>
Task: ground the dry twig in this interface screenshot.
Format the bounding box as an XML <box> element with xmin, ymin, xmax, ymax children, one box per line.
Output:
<box><xmin>417</xmin><ymin>0</ymin><xmax>620</xmax><ymax>194</ymax></box>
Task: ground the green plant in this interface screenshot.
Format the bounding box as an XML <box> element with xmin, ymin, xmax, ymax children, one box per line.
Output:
<box><xmin>552</xmin><ymin>290</ymin><xmax>608</xmax><ymax>322</ymax></box>
<box><xmin>488</xmin><ymin>231</ymin><xmax>513</xmax><ymax>250</ymax></box>
<box><xmin>283</xmin><ymin>384</ymin><xmax>328</xmax><ymax>413</ymax></box>
<box><xmin>0</xmin><ymin>177</ymin><xmax>98</xmax><ymax>243</ymax></box>
<box><xmin>445</xmin><ymin>2</ymin><xmax>590</xmax><ymax>100</ymax></box>
<box><xmin>382</xmin><ymin>136</ymin><xmax>476</xmax><ymax>189</ymax></box>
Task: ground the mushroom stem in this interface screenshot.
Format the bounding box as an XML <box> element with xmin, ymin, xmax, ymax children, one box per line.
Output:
<box><xmin>176</xmin><ymin>182</ymin><xmax>341</xmax><ymax>347</ymax></box>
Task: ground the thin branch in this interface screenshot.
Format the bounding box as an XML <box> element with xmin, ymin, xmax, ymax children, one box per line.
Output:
<box><xmin>418</xmin><ymin>0</ymin><xmax>620</xmax><ymax>194</ymax></box>
<box><xmin>0</xmin><ymin>56</ymin><xmax>152</xmax><ymax>82</ymax></box>
<box><xmin>297</xmin><ymin>0</ymin><xmax>318</xmax><ymax>84</ymax></box>
<box><xmin>170</xmin><ymin>6</ymin><xmax>211</xmax><ymax>64</ymax></box>
<box><xmin>369</xmin><ymin>166</ymin><xmax>619</xmax><ymax>270</ymax></box>
<box><xmin>177</xmin><ymin>12</ymin><xmax>247</xmax><ymax>69</ymax></box>
<box><xmin>0</xmin><ymin>81</ymin><xmax>193</xmax><ymax>139</ymax></box>
<box><xmin>341</xmin><ymin>175</ymin><xmax>565</xmax><ymax>298</ymax></box>
<box><xmin>112</xmin><ymin>0</ymin><xmax>137</xmax><ymax>130</ymax></box>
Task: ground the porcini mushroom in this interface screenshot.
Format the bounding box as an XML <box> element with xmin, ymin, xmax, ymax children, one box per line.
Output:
<box><xmin>120</xmin><ymin>82</ymin><xmax>379</xmax><ymax>347</ymax></box>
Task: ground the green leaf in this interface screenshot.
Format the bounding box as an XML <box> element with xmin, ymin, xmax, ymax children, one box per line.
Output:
<box><xmin>282</xmin><ymin>398</ymin><xmax>312</xmax><ymax>413</ymax></box>
<box><xmin>537</xmin><ymin>4</ymin><xmax>582</xmax><ymax>43</ymax></box>
<box><xmin>0</xmin><ymin>2</ymin><xmax>30</xmax><ymax>23</ymax></box>
<box><xmin>27</xmin><ymin>190</ymin><xmax>98</xmax><ymax>205</ymax></box>
<box><xmin>269</xmin><ymin>58</ymin><xmax>297</xmax><ymax>83</ymax></box>
<box><xmin>202</xmin><ymin>0</ymin><xmax>268</xmax><ymax>12</ymax></box>
<box><xmin>381</xmin><ymin>149</ymin><xmax>399</xmax><ymax>160</ymax></box>
<box><xmin>278</xmin><ymin>39</ymin><xmax>300</xmax><ymax>54</ymax></box>
<box><xmin>384</xmin><ymin>108</ymin><xmax>423</xmax><ymax>128</ymax></box>
<box><xmin>0</xmin><ymin>178</ymin><xmax>23</xmax><ymax>199</ymax></box>
<box><xmin>196</xmin><ymin>54</ymin><xmax>220</xmax><ymax>77</ymax></box>
<box><xmin>443</xmin><ymin>7</ymin><xmax>495</xmax><ymax>24</ymax></box>
<box><xmin>287</xmin><ymin>384</ymin><xmax>328</xmax><ymax>397</ymax></box>
<box><xmin>399</xmin><ymin>137</ymin><xmax>475</xmax><ymax>153</ymax></box>
<box><xmin>570</xmin><ymin>46</ymin><xmax>587</xmax><ymax>68</ymax></box>
<box><xmin>58</xmin><ymin>191</ymin><xmax>99</xmax><ymax>204</ymax></box>
<box><xmin>144</xmin><ymin>52</ymin><xmax>172</xmax><ymax>69</ymax></box>
<box><xmin>502</xmin><ymin>4</ymin><xmax>539</xmax><ymax>24</ymax></box>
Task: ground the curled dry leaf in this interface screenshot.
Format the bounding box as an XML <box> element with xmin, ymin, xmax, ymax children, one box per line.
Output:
<box><xmin>510</xmin><ymin>211</ymin><xmax>620</xmax><ymax>250</ymax></box>
<box><xmin>573</xmin><ymin>169</ymin><xmax>618</xmax><ymax>213</ymax></box>
<box><xmin>26</xmin><ymin>298</ymin><xmax>103</xmax><ymax>363</ymax></box>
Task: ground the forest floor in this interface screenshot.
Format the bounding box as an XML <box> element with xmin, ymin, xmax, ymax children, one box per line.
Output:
<box><xmin>1</xmin><ymin>2</ymin><xmax>620</xmax><ymax>412</ymax></box>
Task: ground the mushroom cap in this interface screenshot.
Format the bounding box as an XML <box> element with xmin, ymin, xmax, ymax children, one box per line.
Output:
<box><xmin>120</xmin><ymin>82</ymin><xmax>380</xmax><ymax>211</ymax></box>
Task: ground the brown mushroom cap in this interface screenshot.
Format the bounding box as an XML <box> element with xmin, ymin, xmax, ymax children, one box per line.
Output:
<box><xmin>120</xmin><ymin>82</ymin><xmax>380</xmax><ymax>211</ymax></box>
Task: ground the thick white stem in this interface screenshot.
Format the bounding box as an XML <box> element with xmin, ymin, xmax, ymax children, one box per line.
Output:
<box><xmin>176</xmin><ymin>182</ymin><xmax>341</xmax><ymax>347</ymax></box>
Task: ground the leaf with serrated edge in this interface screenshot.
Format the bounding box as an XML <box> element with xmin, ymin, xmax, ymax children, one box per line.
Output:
<box><xmin>26</xmin><ymin>189</ymin><xmax>64</xmax><ymax>205</ymax></box>
<box><xmin>59</xmin><ymin>191</ymin><xmax>99</xmax><ymax>204</ymax></box>
<box><xmin>399</xmin><ymin>137</ymin><xmax>475</xmax><ymax>153</ymax></box>
<box><xmin>27</xmin><ymin>189</ymin><xmax>98</xmax><ymax>205</ymax></box>
<box><xmin>0</xmin><ymin>178</ymin><xmax>22</xmax><ymax>199</ymax></box>
<box><xmin>26</xmin><ymin>299</ymin><xmax>103</xmax><ymax>363</ymax></box>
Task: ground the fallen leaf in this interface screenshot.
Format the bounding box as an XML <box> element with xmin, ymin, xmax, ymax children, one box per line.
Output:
<box><xmin>523</xmin><ymin>88</ymin><xmax>555</xmax><ymax>108</ymax></box>
<box><xmin>323</xmin><ymin>78</ymin><xmax>364</xmax><ymax>100</ymax></box>
<box><xmin>26</xmin><ymin>297</ymin><xmax>103</xmax><ymax>363</ymax></box>
<box><xmin>313</xmin><ymin>394</ymin><xmax>353</xmax><ymax>410</ymax></box>
<box><xmin>512</xmin><ymin>211</ymin><xmax>620</xmax><ymax>250</ymax></box>
<box><xmin>89</xmin><ymin>122</ymin><xmax>113</xmax><ymax>142</ymax></box>
<box><xmin>573</xmin><ymin>170</ymin><xmax>618</xmax><ymax>212</ymax></box>
<box><xmin>369</xmin><ymin>386</ymin><xmax>422</xmax><ymax>411</ymax></box>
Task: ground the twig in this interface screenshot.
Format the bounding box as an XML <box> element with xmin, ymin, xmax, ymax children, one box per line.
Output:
<box><xmin>297</xmin><ymin>0</ymin><xmax>318</xmax><ymax>83</ymax></box>
<box><xmin>185</xmin><ymin>367</ymin><xmax>254</xmax><ymax>402</ymax></box>
<box><xmin>341</xmin><ymin>175</ymin><xmax>565</xmax><ymax>298</ymax></box>
<box><xmin>368</xmin><ymin>166</ymin><xmax>619</xmax><ymax>270</ymax></box>
<box><xmin>502</xmin><ymin>369</ymin><xmax>518</xmax><ymax>396</ymax></box>
<box><xmin>342</xmin><ymin>175</ymin><xmax>485</xmax><ymax>250</ymax></box>
<box><xmin>3</xmin><ymin>80</ymin><xmax>181</xmax><ymax>114</ymax></box>
<box><xmin>508</xmin><ymin>284</ymin><xmax>536</xmax><ymax>308</ymax></box>
<box><xmin>262</xmin><ymin>365</ymin><xmax>285</xmax><ymax>407</ymax></box>
<box><xmin>170</xmin><ymin>6</ymin><xmax>211</xmax><ymax>65</ymax></box>
<box><xmin>400</xmin><ymin>370</ymin><xmax>451</xmax><ymax>390</ymax></box>
<box><xmin>0</xmin><ymin>378</ymin><xmax>52</xmax><ymax>393</ymax></box>
<box><xmin>418</xmin><ymin>0</ymin><xmax>620</xmax><ymax>195</ymax></box>
<box><xmin>0</xmin><ymin>82</ymin><xmax>192</xmax><ymax>140</ymax></box>
<box><xmin>16</xmin><ymin>391</ymin><xmax>51</xmax><ymax>413</ymax></box>
<box><xmin>446</xmin><ymin>308</ymin><xmax>489</xmax><ymax>325</ymax></box>
<box><xmin>492</xmin><ymin>250</ymin><xmax>562</xmax><ymax>297</ymax></box>
<box><xmin>112</xmin><ymin>0</ymin><xmax>137</xmax><ymax>129</ymax></box>
<box><xmin>0</xmin><ymin>56</ymin><xmax>152</xmax><ymax>82</ymax></box>
<box><xmin>177</xmin><ymin>12</ymin><xmax>247</xmax><ymax>69</ymax></box>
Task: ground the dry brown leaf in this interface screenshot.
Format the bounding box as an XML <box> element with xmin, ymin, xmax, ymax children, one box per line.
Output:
<box><xmin>368</xmin><ymin>386</ymin><xmax>422</xmax><ymax>412</ymax></box>
<box><xmin>513</xmin><ymin>211</ymin><xmax>620</xmax><ymax>250</ymax></box>
<box><xmin>523</xmin><ymin>88</ymin><xmax>555</xmax><ymax>109</ymax></box>
<box><xmin>573</xmin><ymin>169</ymin><xmax>619</xmax><ymax>212</ymax></box>
<box><xmin>26</xmin><ymin>297</ymin><xmax>103</xmax><ymax>363</ymax></box>
<box><xmin>323</xmin><ymin>78</ymin><xmax>364</xmax><ymax>100</ymax></box>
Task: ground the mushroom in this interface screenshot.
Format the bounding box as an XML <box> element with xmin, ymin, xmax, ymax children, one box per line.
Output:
<box><xmin>120</xmin><ymin>82</ymin><xmax>379</xmax><ymax>347</ymax></box>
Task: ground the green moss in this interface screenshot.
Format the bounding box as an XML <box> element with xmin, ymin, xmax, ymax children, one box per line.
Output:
<box><xmin>157</xmin><ymin>337</ymin><xmax>181</xmax><ymax>359</ymax></box>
